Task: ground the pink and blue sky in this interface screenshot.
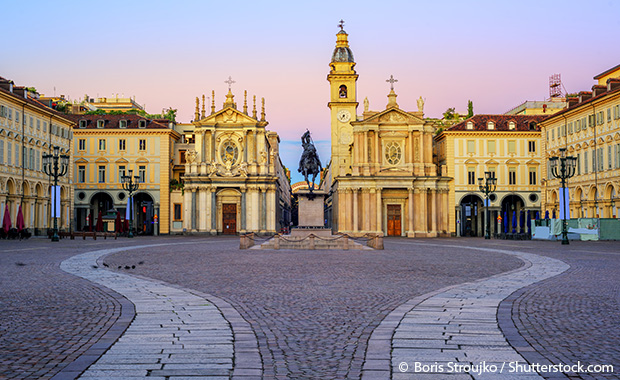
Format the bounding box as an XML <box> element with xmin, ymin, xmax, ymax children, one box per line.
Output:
<box><xmin>3</xmin><ymin>0</ymin><xmax>619</xmax><ymax>184</ymax></box>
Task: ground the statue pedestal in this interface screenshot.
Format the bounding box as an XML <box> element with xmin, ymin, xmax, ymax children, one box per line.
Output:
<box><xmin>297</xmin><ymin>190</ymin><xmax>327</xmax><ymax>227</ymax></box>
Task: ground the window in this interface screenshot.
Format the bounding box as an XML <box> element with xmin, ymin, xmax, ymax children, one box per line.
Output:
<box><xmin>584</xmin><ymin>151</ymin><xmax>588</xmax><ymax>173</ymax></box>
<box><xmin>78</xmin><ymin>166</ymin><xmax>86</xmax><ymax>183</ymax></box>
<box><xmin>467</xmin><ymin>168</ymin><xmax>476</xmax><ymax>185</ymax></box>
<box><xmin>529</xmin><ymin>168</ymin><xmax>537</xmax><ymax>185</ymax></box>
<box><xmin>179</xmin><ymin>150</ymin><xmax>186</xmax><ymax>164</ymax></box>
<box><xmin>576</xmin><ymin>153</ymin><xmax>581</xmax><ymax>175</ymax></box>
<box><xmin>118</xmin><ymin>165</ymin><xmax>126</xmax><ymax>181</ymax></box>
<box><xmin>138</xmin><ymin>165</ymin><xmax>146</xmax><ymax>183</ymax></box>
<box><xmin>528</xmin><ymin>141</ymin><xmax>536</xmax><ymax>153</ymax></box>
<box><xmin>509</xmin><ymin>168</ymin><xmax>516</xmax><ymax>185</ymax></box>
<box><xmin>575</xmin><ymin>120</ymin><xmax>580</xmax><ymax>131</ymax></box>
<box><xmin>36</xmin><ymin>119</ymin><xmax>40</xmax><ymax>130</ymax></box>
<box><xmin>7</xmin><ymin>142</ymin><xmax>11</xmax><ymax>165</ymax></box>
<box><xmin>97</xmin><ymin>120</ymin><xmax>105</xmax><ymax>128</ymax></box>
<box><xmin>487</xmin><ymin>121</ymin><xmax>494</xmax><ymax>130</ymax></box>
<box><xmin>119</xmin><ymin>120</ymin><xmax>127</xmax><ymax>128</ymax></box>
<box><xmin>487</xmin><ymin>140</ymin><xmax>496</xmax><ymax>154</ymax></box>
<box><xmin>488</xmin><ymin>167</ymin><xmax>496</xmax><ymax>180</ymax></box>
<box><xmin>173</xmin><ymin>203</ymin><xmax>182</xmax><ymax>221</ymax></box>
<box><xmin>598</xmin><ymin>148</ymin><xmax>604</xmax><ymax>171</ymax></box>
<box><xmin>29</xmin><ymin>116</ymin><xmax>33</xmax><ymax>127</ymax></box>
<box><xmin>98</xmin><ymin>165</ymin><xmax>106</xmax><ymax>183</ymax></box>
<box><xmin>0</xmin><ymin>140</ymin><xmax>3</xmax><ymax>164</ymax></box>
<box><xmin>79</xmin><ymin>120</ymin><xmax>87</xmax><ymax>128</ymax></box>
<box><xmin>29</xmin><ymin>148</ymin><xmax>34</xmax><ymax>170</ymax></box>
<box><xmin>551</xmin><ymin>129</ymin><xmax>555</xmax><ymax>139</ymax></box>
<box><xmin>36</xmin><ymin>151</ymin><xmax>40</xmax><ymax>171</ymax></box>
<box><xmin>98</xmin><ymin>139</ymin><xmax>106</xmax><ymax>150</ymax></box>
<box><xmin>467</xmin><ymin>140</ymin><xmax>475</xmax><ymax>154</ymax></box>
<box><xmin>589</xmin><ymin>114</ymin><xmax>595</xmax><ymax>127</ymax></box>
<box><xmin>568</xmin><ymin>122</ymin><xmax>573</xmax><ymax>134</ymax></box>
<box><xmin>608</xmin><ymin>108</ymin><xmax>612</xmax><ymax>122</ymax></box>
<box><xmin>466</xmin><ymin>121</ymin><xmax>473</xmax><ymax>130</ymax></box>
<box><xmin>508</xmin><ymin>121</ymin><xmax>515</xmax><ymax>130</ymax></box>
<box><xmin>78</xmin><ymin>139</ymin><xmax>86</xmax><ymax>151</ymax></box>
<box><xmin>508</xmin><ymin>140</ymin><xmax>516</xmax><ymax>154</ymax></box>
<box><xmin>609</xmin><ymin>146</ymin><xmax>612</xmax><ymax>169</ymax></box>
<box><xmin>119</xmin><ymin>139</ymin><xmax>126</xmax><ymax>151</ymax></box>
<box><xmin>138</xmin><ymin>120</ymin><xmax>147</xmax><ymax>128</ymax></box>
<box><xmin>339</xmin><ymin>85</ymin><xmax>347</xmax><ymax>98</ymax></box>
<box><xmin>0</xmin><ymin>105</ymin><xmax>6</xmax><ymax>117</ymax></box>
<box><xmin>15</xmin><ymin>111</ymin><xmax>19</xmax><ymax>123</ymax></box>
<box><xmin>592</xmin><ymin>149</ymin><xmax>596</xmax><ymax>172</ymax></box>
<box><xmin>139</xmin><ymin>139</ymin><xmax>146</xmax><ymax>151</ymax></box>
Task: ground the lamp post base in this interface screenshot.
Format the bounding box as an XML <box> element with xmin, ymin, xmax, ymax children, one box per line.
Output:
<box><xmin>51</xmin><ymin>234</ymin><xmax>59</xmax><ymax>242</ymax></box>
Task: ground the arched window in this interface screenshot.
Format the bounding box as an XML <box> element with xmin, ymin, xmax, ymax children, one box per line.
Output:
<box><xmin>339</xmin><ymin>85</ymin><xmax>347</xmax><ymax>98</ymax></box>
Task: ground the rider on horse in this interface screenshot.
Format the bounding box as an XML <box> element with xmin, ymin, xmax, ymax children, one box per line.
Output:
<box><xmin>298</xmin><ymin>130</ymin><xmax>322</xmax><ymax>194</ymax></box>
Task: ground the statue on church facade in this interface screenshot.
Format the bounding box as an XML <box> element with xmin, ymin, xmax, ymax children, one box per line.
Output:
<box><xmin>417</xmin><ymin>96</ymin><xmax>425</xmax><ymax>113</ymax></box>
<box><xmin>298</xmin><ymin>130</ymin><xmax>322</xmax><ymax>196</ymax></box>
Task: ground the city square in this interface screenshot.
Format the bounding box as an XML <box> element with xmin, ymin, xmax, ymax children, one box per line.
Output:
<box><xmin>1</xmin><ymin>236</ymin><xmax>618</xmax><ymax>379</ymax></box>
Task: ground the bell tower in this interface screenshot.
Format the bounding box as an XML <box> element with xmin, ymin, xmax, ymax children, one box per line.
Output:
<box><xmin>327</xmin><ymin>20</ymin><xmax>358</xmax><ymax>177</ymax></box>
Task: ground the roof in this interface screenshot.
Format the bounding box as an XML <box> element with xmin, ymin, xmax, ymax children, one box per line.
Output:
<box><xmin>0</xmin><ymin>78</ymin><xmax>74</xmax><ymax>125</ymax></box>
<box><xmin>594</xmin><ymin>63</ymin><xmax>620</xmax><ymax>79</ymax></box>
<box><xmin>538</xmin><ymin>82</ymin><xmax>620</xmax><ymax>122</ymax></box>
<box><xmin>67</xmin><ymin>114</ymin><xmax>170</xmax><ymax>129</ymax></box>
<box><xmin>445</xmin><ymin>114</ymin><xmax>548</xmax><ymax>132</ymax></box>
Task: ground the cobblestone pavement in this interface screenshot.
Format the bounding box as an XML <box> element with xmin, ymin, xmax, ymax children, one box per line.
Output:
<box><xmin>0</xmin><ymin>238</ymin><xmax>153</xmax><ymax>380</ymax></box>
<box><xmin>60</xmin><ymin>243</ymin><xmax>256</xmax><ymax>379</ymax></box>
<box><xmin>368</xmin><ymin>242</ymin><xmax>568</xmax><ymax>380</ymax></box>
<box><xmin>104</xmin><ymin>237</ymin><xmax>524</xmax><ymax>379</ymax></box>
<box><xmin>492</xmin><ymin>240</ymin><xmax>620</xmax><ymax>380</ymax></box>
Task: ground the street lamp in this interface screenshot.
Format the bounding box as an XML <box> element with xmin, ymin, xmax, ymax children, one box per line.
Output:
<box><xmin>42</xmin><ymin>146</ymin><xmax>70</xmax><ymax>242</ymax></box>
<box><xmin>121</xmin><ymin>169</ymin><xmax>140</xmax><ymax>238</ymax></box>
<box><xmin>549</xmin><ymin>147</ymin><xmax>577</xmax><ymax>245</ymax></box>
<box><xmin>478</xmin><ymin>171</ymin><xmax>497</xmax><ymax>239</ymax></box>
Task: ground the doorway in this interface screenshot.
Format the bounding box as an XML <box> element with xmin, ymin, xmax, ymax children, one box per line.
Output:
<box><xmin>222</xmin><ymin>203</ymin><xmax>237</xmax><ymax>235</ymax></box>
<box><xmin>387</xmin><ymin>204</ymin><xmax>401</xmax><ymax>236</ymax></box>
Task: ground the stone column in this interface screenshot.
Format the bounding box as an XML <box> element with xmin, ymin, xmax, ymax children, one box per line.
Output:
<box><xmin>183</xmin><ymin>188</ymin><xmax>192</xmax><ymax>231</ymax></box>
<box><xmin>431</xmin><ymin>189</ymin><xmax>437</xmax><ymax>237</ymax></box>
<box><xmin>369</xmin><ymin>189</ymin><xmax>376</xmax><ymax>231</ymax></box>
<box><xmin>406</xmin><ymin>132</ymin><xmax>412</xmax><ymax>166</ymax></box>
<box><xmin>241</xmin><ymin>188</ymin><xmax>246</xmax><ymax>232</ymax></box>
<box><xmin>191</xmin><ymin>189</ymin><xmax>197</xmax><ymax>232</ymax></box>
<box><xmin>261</xmin><ymin>188</ymin><xmax>267</xmax><ymax>233</ymax></box>
<box><xmin>363</xmin><ymin>131</ymin><xmax>368</xmax><ymax>165</ymax></box>
<box><xmin>363</xmin><ymin>189</ymin><xmax>370</xmax><ymax>232</ymax></box>
<box><xmin>352</xmin><ymin>188</ymin><xmax>359</xmax><ymax>233</ymax></box>
<box><xmin>375</xmin><ymin>132</ymin><xmax>380</xmax><ymax>165</ymax></box>
<box><xmin>199</xmin><ymin>188</ymin><xmax>208</xmax><ymax>231</ymax></box>
<box><xmin>408</xmin><ymin>187</ymin><xmax>415</xmax><ymax>237</ymax></box>
<box><xmin>211</xmin><ymin>131</ymin><xmax>216</xmax><ymax>161</ymax></box>
<box><xmin>376</xmin><ymin>187</ymin><xmax>382</xmax><ymax>235</ymax></box>
<box><xmin>211</xmin><ymin>189</ymin><xmax>217</xmax><ymax>233</ymax></box>
<box><xmin>201</xmin><ymin>130</ymin><xmax>206</xmax><ymax>162</ymax></box>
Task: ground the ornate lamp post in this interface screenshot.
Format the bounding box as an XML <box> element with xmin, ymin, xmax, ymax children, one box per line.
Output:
<box><xmin>121</xmin><ymin>170</ymin><xmax>140</xmax><ymax>238</ymax></box>
<box><xmin>42</xmin><ymin>146</ymin><xmax>70</xmax><ymax>242</ymax></box>
<box><xmin>478</xmin><ymin>171</ymin><xmax>497</xmax><ymax>239</ymax></box>
<box><xmin>549</xmin><ymin>147</ymin><xmax>577</xmax><ymax>245</ymax></box>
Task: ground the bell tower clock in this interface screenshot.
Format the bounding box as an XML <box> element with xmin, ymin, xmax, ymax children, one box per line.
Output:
<box><xmin>327</xmin><ymin>20</ymin><xmax>358</xmax><ymax>177</ymax></box>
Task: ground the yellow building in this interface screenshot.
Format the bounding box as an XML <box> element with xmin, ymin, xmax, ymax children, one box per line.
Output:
<box><xmin>435</xmin><ymin>114</ymin><xmax>546</xmax><ymax>236</ymax></box>
<box><xmin>178</xmin><ymin>89</ymin><xmax>291</xmax><ymax>235</ymax></box>
<box><xmin>71</xmin><ymin>114</ymin><xmax>180</xmax><ymax>234</ymax></box>
<box><xmin>326</xmin><ymin>25</ymin><xmax>450</xmax><ymax>237</ymax></box>
<box><xmin>540</xmin><ymin>65</ymin><xmax>620</xmax><ymax>219</ymax></box>
<box><xmin>0</xmin><ymin>76</ymin><xmax>74</xmax><ymax>235</ymax></box>
<box><xmin>504</xmin><ymin>98</ymin><xmax>567</xmax><ymax>116</ymax></box>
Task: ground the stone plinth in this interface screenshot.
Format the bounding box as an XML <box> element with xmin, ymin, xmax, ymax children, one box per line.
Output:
<box><xmin>297</xmin><ymin>190</ymin><xmax>327</xmax><ymax>227</ymax></box>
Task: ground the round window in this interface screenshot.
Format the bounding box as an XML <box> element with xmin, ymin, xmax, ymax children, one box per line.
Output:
<box><xmin>77</xmin><ymin>192</ymin><xmax>86</xmax><ymax>200</ymax></box>
<box><xmin>529</xmin><ymin>193</ymin><xmax>538</xmax><ymax>203</ymax></box>
<box><xmin>385</xmin><ymin>142</ymin><xmax>401</xmax><ymax>165</ymax></box>
<box><xmin>118</xmin><ymin>192</ymin><xmax>126</xmax><ymax>200</ymax></box>
<box><xmin>489</xmin><ymin>194</ymin><xmax>497</xmax><ymax>202</ymax></box>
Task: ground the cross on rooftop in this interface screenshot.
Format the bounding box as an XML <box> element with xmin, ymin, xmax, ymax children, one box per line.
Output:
<box><xmin>386</xmin><ymin>75</ymin><xmax>398</xmax><ymax>91</ymax></box>
<box><xmin>224</xmin><ymin>76</ymin><xmax>236</xmax><ymax>91</ymax></box>
<box><xmin>338</xmin><ymin>19</ymin><xmax>345</xmax><ymax>30</ymax></box>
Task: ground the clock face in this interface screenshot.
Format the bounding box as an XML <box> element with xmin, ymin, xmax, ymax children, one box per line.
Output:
<box><xmin>337</xmin><ymin>109</ymin><xmax>351</xmax><ymax>123</ymax></box>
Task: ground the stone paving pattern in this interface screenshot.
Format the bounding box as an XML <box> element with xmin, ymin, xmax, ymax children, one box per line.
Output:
<box><xmin>0</xmin><ymin>239</ymin><xmax>144</xmax><ymax>380</ymax></box>
<box><xmin>104</xmin><ymin>237</ymin><xmax>523</xmax><ymax>379</ymax></box>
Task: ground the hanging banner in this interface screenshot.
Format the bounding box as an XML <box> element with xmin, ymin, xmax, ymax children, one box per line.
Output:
<box><xmin>51</xmin><ymin>186</ymin><xmax>61</xmax><ymax>218</ymax></box>
<box><xmin>125</xmin><ymin>196</ymin><xmax>132</xmax><ymax>221</ymax></box>
<box><xmin>559</xmin><ymin>187</ymin><xmax>570</xmax><ymax>220</ymax></box>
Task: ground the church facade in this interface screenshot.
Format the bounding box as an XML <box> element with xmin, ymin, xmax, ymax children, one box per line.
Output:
<box><xmin>180</xmin><ymin>89</ymin><xmax>291</xmax><ymax>235</ymax></box>
<box><xmin>326</xmin><ymin>26</ymin><xmax>451</xmax><ymax>237</ymax></box>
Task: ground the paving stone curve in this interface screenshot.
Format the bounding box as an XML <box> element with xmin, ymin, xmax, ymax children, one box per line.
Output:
<box><xmin>59</xmin><ymin>243</ymin><xmax>261</xmax><ymax>379</ymax></box>
<box><xmin>361</xmin><ymin>243</ymin><xmax>570</xmax><ymax>380</ymax></box>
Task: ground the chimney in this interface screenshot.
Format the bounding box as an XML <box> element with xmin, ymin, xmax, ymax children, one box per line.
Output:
<box><xmin>607</xmin><ymin>78</ymin><xmax>620</xmax><ymax>92</ymax></box>
<box><xmin>578</xmin><ymin>91</ymin><xmax>592</xmax><ymax>103</ymax></box>
<box><xmin>592</xmin><ymin>84</ymin><xmax>606</xmax><ymax>97</ymax></box>
<box><xmin>567</xmin><ymin>97</ymin><xmax>579</xmax><ymax>108</ymax></box>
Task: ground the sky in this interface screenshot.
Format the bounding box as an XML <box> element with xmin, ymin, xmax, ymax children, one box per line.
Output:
<box><xmin>3</xmin><ymin>0</ymin><xmax>619</xmax><ymax>184</ymax></box>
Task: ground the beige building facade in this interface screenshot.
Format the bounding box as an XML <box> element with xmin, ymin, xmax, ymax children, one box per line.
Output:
<box><xmin>0</xmin><ymin>76</ymin><xmax>74</xmax><ymax>235</ymax></box>
<box><xmin>540</xmin><ymin>65</ymin><xmax>620</xmax><ymax>219</ymax></box>
<box><xmin>179</xmin><ymin>89</ymin><xmax>291</xmax><ymax>235</ymax></box>
<box><xmin>326</xmin><ymin>27</ymin><xmax>450</xmax><ymax>237</ymax></box>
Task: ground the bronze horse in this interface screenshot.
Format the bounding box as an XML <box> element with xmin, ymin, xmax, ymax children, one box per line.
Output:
<box><xmin>298</xmin><ymin>130</ymin><xmax>322</xmax><ymax>195</ymax></box>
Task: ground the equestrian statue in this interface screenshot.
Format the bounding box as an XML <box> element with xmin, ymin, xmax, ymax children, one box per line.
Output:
<box><xmin>298</xmin><ymin>130</ymin><xmax>322</xmax><ymax>197</ymax></box>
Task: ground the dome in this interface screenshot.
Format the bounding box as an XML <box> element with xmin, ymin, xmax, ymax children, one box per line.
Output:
<box><xmin>331</xmin><ymin>46</ymin><xmax>355</xmax><ymax>63</ymax></box>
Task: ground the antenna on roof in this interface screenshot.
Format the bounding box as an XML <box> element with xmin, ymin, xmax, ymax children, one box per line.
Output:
<box><xmin>549</xmin><ymin>74</ymin><xmax>563</xmax><ymax>98</ymax></box>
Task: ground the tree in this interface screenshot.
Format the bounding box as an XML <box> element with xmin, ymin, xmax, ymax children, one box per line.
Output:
<box><xmin>467</xmin><ymin>100</ymin><xmax>474</xmax><ymax>118</ymax></box>
<box><xmin>443</xmin><ymin>107</ymin><xmax>456</xmax><ymax>120</ymax></box>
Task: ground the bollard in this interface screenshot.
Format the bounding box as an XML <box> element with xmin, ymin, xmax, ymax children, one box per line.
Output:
<box><xmin>274</xmin><ymin>234</ymin><xmax>280</xmax><ymax>250</ymax></box>
<box><xmin>309</xmin><ymin>234</ymin><xmax>315</xmax><ymax>250</ymax></box>
<box><xmin>343</xmin><ymin>235</ymin><xmax>349</xmax><ymax>250</ymax></box>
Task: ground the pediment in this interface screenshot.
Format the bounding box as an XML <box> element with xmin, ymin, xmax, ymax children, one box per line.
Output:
<box><xmin>605</xmin><ymin>135</ymin><xmax>613</xmax><ymax>142</ymax></box>
<box><xmin>135</xmin><ymin>158</ymin><xmax>149</xmax><ymax>163</ymax></box>
<box><xmin>615</xmin><ymin>132</ymin><xmax>620</xmax><ymax>141</ymax></box>
<box><xmin>195</xmin><ymin>107</ymin><xmax>260</xmax><ymax>126</ymax></box>
<box><xmin>506</xmin><ymin>158</ymin><xmax>520</xmax><ymax>165</ymax></box>
<box><xmin>525</xmin><ymin>159</ymin><xmax>540</xmax><ymax>165</ymax></box>
<box><xmin>464</xmin><ymin>158</ymin><xmax>478</xmax><ymax>165</ymax></box>
<box><xmin>116</xmin><ymin>158</ymin><xmax>129</xmax><ymax>164</ymax></box>
<box><xmin>484</xmin><ymin>159</ymin><xmax>499</xmax><ymax>165</ymax></box>
<box><xmin>95</xmin><ymin>157</ymin><xmax>108</xmax><ymax>163</ymax></box>
<box><xmin>75</xmin><ymin>158</ymin><xmax>88</xmax><ymax>163</ymax></box>
<box><xmin>356</xmin><ymin>107</ymin><xmax>424</xmax><ymax>125</ymax></box>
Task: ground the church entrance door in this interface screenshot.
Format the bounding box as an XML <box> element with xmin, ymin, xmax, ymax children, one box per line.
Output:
<box><xmin>222</xmin><ymin>203</ymin><xmax>237</xmax><ymax>235</ymax></box>
<box><xmin>387</xmin><ymin>204</ymin><xmax>401</xmax><ymax>236</ymax></box>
